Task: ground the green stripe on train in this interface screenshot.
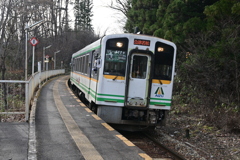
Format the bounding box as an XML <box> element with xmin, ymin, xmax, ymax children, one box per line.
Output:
<box><xmin>97</xmin><ymin>93</ymin><xmax>124</xmax><ymax>98</ymax></box>
<box><xmin>150</xmin><ymin>98</ymin><xmax>171</xmax><ymax>101</ymax></box>
<box><xmin>149</xmin><ymin>102</ymin><xmax>171</xmax><ymax>106</ymax></box>
<box><xmin>96</xmin><ymin>98</ymin><xmax>125</xmax><ymax>103</ymax></box>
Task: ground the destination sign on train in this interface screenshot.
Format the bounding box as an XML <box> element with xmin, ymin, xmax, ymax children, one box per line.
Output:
<box><xmin>134</xmin><ymin>39</ymin><xmax>150</xmax><ymax>46</ymax></box>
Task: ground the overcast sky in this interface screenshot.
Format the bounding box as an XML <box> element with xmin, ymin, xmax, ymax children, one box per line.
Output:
<box><xmin>69</xmin><ymin>0</ymin><xmax>125</xmax><ymax>36</ymax></box>
<box><xmin>91</xmin><ymin>0</ymin><xmax>125</xmax><ymax>36</ymax></box>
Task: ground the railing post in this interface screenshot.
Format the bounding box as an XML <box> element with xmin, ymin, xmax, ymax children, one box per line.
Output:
<box><xmin>25</xmin><ymin>81</ymin><xmax>29</xmax><ymax>121</ymax></box>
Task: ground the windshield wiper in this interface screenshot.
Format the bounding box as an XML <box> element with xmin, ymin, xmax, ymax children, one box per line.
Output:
<box><xmin>113</xmin><ymin>73</ymin><xmax>119</xmax><ymax>81</ymax></box>
<box><xmin>158</xmin><ymin>79</ymin><xmax>163</xmax><ymax>85</ymax></box>
<box><xmin>113</xmin><ymin>75</ymin><xmax>118</xmax><ymax>80</ymax></box>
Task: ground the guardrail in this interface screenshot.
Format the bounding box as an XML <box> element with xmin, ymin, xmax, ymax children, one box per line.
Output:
<box><xmin>0</xmin><ymin>69</ymin><xmax>65</xmax><ymax>121</ymax></box>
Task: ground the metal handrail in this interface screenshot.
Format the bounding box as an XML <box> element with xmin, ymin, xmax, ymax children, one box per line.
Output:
<box><xmin>0</xmin><ymin>69</ymin><xmax>65</xmax><ymax>121</ymax></box>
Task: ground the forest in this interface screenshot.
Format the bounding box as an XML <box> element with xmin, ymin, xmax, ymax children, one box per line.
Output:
<box><xmin>121</xmin><ymin>0</ymin><xmax>240</xmax><ymax>131</ymax></box>
<box><xmin>1</xmin><ymin>0</ymin><xmax>240</xmax><ymax>131</ymax></box>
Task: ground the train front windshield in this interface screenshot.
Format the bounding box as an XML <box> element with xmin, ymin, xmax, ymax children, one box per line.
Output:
<box><xmin>104</xmin><ymin>38</ymin><xmax>129</xmax><ymax>76</ymax></box>
<box><xmin>154</xmin><ymin>42</ymin><xmax>174</xmax><ymax>81</ymax></box>
<box><xmin>103</xmin><ymin>38</ymin><xmax>175</xmax><ymax>82</ymax></box>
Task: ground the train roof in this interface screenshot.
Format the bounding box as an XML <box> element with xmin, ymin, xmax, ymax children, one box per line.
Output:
<box><xmin>72</xmin><ymin>33</ymin><xmax>176</xmax><ymax>58</ymax></box>
<box><xmin>72</xmin><ymin>39</ymin><xmax>101</xmax><ymax>58</ymax></box>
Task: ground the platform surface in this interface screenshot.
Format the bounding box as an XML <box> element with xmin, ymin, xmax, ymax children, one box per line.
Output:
<box><xmin>0</xmin><ymin>122</ymin><xmax>28</xmax><ymax>160</ymax></box>
<box><xmin>35</xmin><ymin>76</ymin><xmax>149</xmax><ymax>160</ymax></box>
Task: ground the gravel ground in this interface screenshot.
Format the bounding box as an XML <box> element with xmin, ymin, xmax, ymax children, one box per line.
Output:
<box><xmin>154</xmin><ymin>113</ymin><xmax>240</xmax><ymax>160</ymax></box>
<box><xmin>1</xmin><ymin>114</ymin><xmax>25</xmax><ymax>122</ymax></box>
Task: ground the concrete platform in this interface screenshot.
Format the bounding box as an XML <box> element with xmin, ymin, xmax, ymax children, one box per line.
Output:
<box><xmin>35</xmin><ymin>76</ymin><xmax>150</xmax><ymax>160</ymax></box>
<box><xmin>0</xmin><ymin>122</ymin><xmax>28</xmax><ymax>160</ymax></box>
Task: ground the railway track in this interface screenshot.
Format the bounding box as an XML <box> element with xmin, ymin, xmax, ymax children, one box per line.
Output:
<box><xmin>119</xmin><ymin>130</ymin><xmax>186</xmax><ymax>160</ymax></box>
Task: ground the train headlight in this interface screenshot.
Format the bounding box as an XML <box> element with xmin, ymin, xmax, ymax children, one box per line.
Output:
<box><xmin>116</xmin><ymin>42</ymin><xmax>123</xmax><ymax>48</ymax></box>
<box><xmin>158</xmin><ymin>47</ymin><xmax>164</xmax><ymax>52</ymax></box>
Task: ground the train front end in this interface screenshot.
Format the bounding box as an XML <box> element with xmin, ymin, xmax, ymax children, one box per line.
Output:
<box><xmin>95</xmin><ymin>34</ymin><xmax>177</xmax><ymax>130</ymax></box>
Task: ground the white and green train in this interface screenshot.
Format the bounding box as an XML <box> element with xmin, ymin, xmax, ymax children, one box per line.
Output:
<box><xmin>69</xmin><ymin>33</ymin><xmax>177</xmax><ymax>130</ymax></box>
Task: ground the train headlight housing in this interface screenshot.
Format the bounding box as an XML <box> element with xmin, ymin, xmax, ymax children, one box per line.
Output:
<box><xmin>116</xmin><ymin>42</ymin><xmax>123</xmax><ymax>48</ymax></box>
<box><xmin>157</xmin><ymin>47</ymin><xmax>164</xmax><ymax>52</ymax></box>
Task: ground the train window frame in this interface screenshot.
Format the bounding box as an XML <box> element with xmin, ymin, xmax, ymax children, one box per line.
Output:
<box><xmin>104</xmin><ymin>38</ymin><xmax>129</xmax><ymax>76</ymax></box>
<box><xmin>153</xmin><ymin>42</ymin><xmax>174</xmax><ymax>81</ymax></box>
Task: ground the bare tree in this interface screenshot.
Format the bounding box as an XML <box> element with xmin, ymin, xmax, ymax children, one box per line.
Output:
<box><xmin>0</xmin><ymin>0</ymin><xmax>14</xmax><ymax>80</ymax></box>
<box><xmin>0</xmin><ymin>0</ymin><xmax>19</xmax><ymax>109</ymax></box>
<box><xmin>0</xmin><ymin>0</ymin><xmax>97</xmax><ymax>76</ymax></box>
<box><xmin>108</xmin><ymin>0</ymin><xmax>131</xmax><ymax>17</ymax></box>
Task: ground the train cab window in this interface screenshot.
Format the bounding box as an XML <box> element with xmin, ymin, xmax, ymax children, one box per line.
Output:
<box><xmin>104</xmin><ymin>38</ymin><xmax>128</xmax><ymax>76</ymax></box>
<box><xmin>154</xmin><ymin>42</ymin><xmax>174</xmax><ymax>81</ymax></box>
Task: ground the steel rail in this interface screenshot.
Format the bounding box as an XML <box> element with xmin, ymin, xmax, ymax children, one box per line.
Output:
<box><xmin>143</xmin><ymin>132</ymin><xmax>186</xmax><ymax>160</ymax></box>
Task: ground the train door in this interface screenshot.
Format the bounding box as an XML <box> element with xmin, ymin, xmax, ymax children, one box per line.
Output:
<box><xmin>88</xmin><ymin>50</ymin><xmax>99</xmax><ymax>102</ymax></box>
<box><xmin>125</xmin><ymin>51</ymin><xmax>152</xmax><ymax>107</ymax></box>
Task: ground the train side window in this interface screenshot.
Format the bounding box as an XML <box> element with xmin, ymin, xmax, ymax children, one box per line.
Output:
<box><xmin>74</xmin><ymin>59</ymin><xmax>77</xmax><ymax>71</ymax></box>
<box><xmin>78</xmin><ymin>58</ymin><xmax>80</xmax><ymax>72</ymax></box>
<box><xmin>83</xmin><ymin>56</ymin><xmax>85</xmax><ymax>73</ymax></box>
<box><xmin>75</xmin><ymin>58</ymin><xmax>77</xmax><ymax>71</ymax></box>
<box><xmin>154</xmin><ymin>42</ymin><xmax>174</xmax><ymax>81</ymax></box>
<box><xmin>80</xmin><ymin>57</ymin><xmax>83</xmax><ymax>73</ymax></box>
<box><xmin>82</xmin><ymin>56</ymin><xmax>85</xmax><ymax>73</ymax></box>
<box><xmin>72</xmin><ymin>59</ymin><xmax>74</xmax><ymax>71</ymax></box>
<box><xmin>78</xmin><ymin>57</ymin><xmax>81</xmax><ymax>72</ymax></box>
<box><xmin>78</xmin><ymin>58</ymin><xmax>80</xmax><ymax>71</ymax></box>
<box><xmin>86</xmin><ymin>54</ymin><xmax>89</xmax><ymax>73</ymax></box>
<box><xmin>79</xmin><ymin>58</ymin><xmax>81</xmax><ymax>72</ymax></box>
<box><xmin>77</xmin><ymin>58</ymin><xmax>79</xmax><ymax>72</ymax></box>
